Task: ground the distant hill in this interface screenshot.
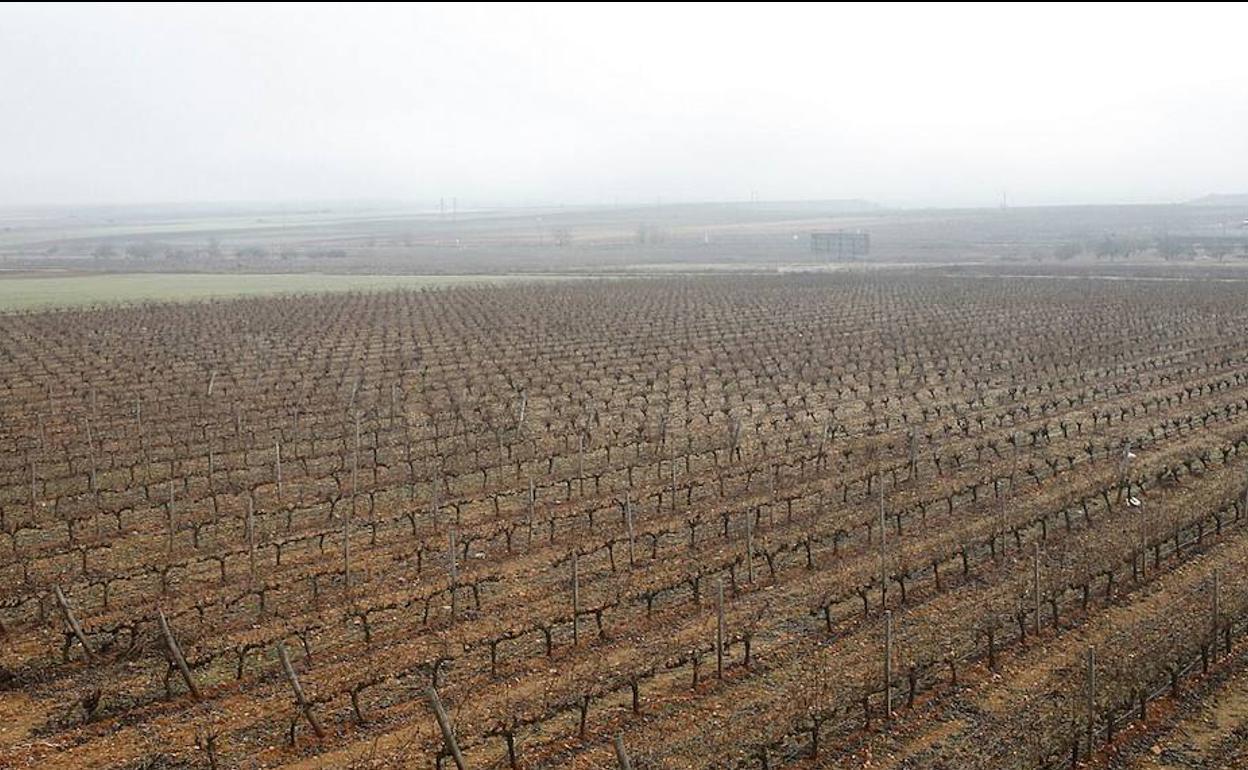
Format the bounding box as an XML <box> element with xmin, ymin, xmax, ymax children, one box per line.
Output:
<box><xmin>1185</xmin><ymin>193</ymin><xmax>1248</xmax><ymax>206</ymax></box>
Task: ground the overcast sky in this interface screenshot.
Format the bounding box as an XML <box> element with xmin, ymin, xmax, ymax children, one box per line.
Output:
<box><xmin>3</xmin><ymin>2</ymin><xmax>1246</xmax><ymax>209</ymax></box>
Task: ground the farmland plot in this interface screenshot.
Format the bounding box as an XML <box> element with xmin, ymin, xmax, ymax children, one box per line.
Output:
<box><xmin>1</xmin><ymin>273</ymin><xmax>1247</xmax><ymax>769</ymax></box>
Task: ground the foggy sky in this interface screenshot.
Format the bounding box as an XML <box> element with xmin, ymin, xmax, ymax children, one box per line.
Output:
<box><xmin>3</xmin><ymin>2</ymin><xmax>1246</xmax><ymax>209</ymax></box>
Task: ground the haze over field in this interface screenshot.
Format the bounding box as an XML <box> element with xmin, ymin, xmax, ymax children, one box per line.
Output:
<box><xmin>3</xmin><ymin>2</ymin><xmax>1247</xmax><ymax>210</ymax></box>
<box><xmin>9</xmin><ymin>6</ymin><xmax>1248</xmax><ymax>770</ymax></box>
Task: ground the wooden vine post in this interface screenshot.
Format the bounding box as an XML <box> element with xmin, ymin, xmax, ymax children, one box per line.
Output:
<box><xmin>1033</xmin><ymin>543</ymin><xmax>1042</xmax><ymax>635</ymax></box>
<box><xmin>1085</xmin><ymin>646</ymin><xmax>1096</xmax><ymax>758</ymax></box>
<box><xmin>53</xmin><ymin>585</ymin><xmax>94</xmax><ymax>662</ymax></box>
<box><xmin>527</xmin><ymin>476</ymin><xmax>536</xmax><ymax>546</ymax></box>
<box><xmin>1211</xmin><ymin>569</ymin><xmax>1220</xmax><ymax>639</ymax></box>
<box><xmin>449</xmin><ymin>527</ymin><xmax>459</xmax><ymax>622</ymax></box>
<box><xmin>246</xmin><ymin>497</ymin><xmax>257</xmax><ymax>583</ymax></box>
<box><xmin>669</xmin><ymin>440</ymin><xmax>678</xmax><ymax>512</ymax></box>
<box><xmin>716</xmin><ymin>578</ymin><xmax>725</xmax><ymax>679</ymax></box>
<box><xmin>613</xmin><ymin>734</ymin><xmax>633</xmax><ymax>770</ymax></box>
<box><xmin>426</xmin><ymin>686</ymin><xmax>468</xmax><ymax>770</ymax></box>
<box><xmin>879</xmin><ymin>480</ymin><xmax>888</xmax><ymax>608</ymax></box>
<box><xmin>167</xmin><ymin>479</ymin><xmax>176</xmax><ymax>553</ymax></box>
<box><xmin>571</xmin><ymin>549</ymin><xmax>581</xmax><ymax>645</ymax></box>
<box><xmin>277</xmin><ymin>641</ymin><xmax>325</xmax><ymax>739</ymax></box>
<box><xmin>625</xmin><ymin>490</ymin><xmax>636</xmax><ymax>567</ymax></box>
<box><xmin>576</xmin><ymin>433</ymin><xmax>585</xmax><ymax>497</ymax></box>
<box><xmin>158</xmin><ymin>608</ymin><xmax>201</xmax><ymax>700</ymax></box>
<box><xmin>884</xmin><ymin>609</ymin><xmax>894</xmax><ymax>721</ymax></box>
<box><xmin>745</xmin><ymin>507</ymin><xmax>755</xmax><ymax>584</ymax></box>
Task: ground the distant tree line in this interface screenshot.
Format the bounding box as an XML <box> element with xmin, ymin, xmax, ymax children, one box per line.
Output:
<box><xmin>1051</xmin><ymin>234</ymin><xmax>1248</xmax><ymax>261</ymax></box>
<box><xmin>635</xmin><ymin>223</ymin><xmax>670</xmax><ymax>245</ymax></box>
<box><xmin>88</xmin><ymin>241</ymin><xmax>346</xmax><ymax>263</ymax></box>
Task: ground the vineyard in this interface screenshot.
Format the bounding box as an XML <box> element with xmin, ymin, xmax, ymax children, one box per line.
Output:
<box><xmin>2</xmin><ymin>272</ymin><xmax>1248</xmax><ymax>769</ymax></box>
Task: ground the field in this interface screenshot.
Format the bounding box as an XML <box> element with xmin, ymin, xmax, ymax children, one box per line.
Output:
<box><xmin>2</xmin><ymin>269</ymin><xmax>1248</xmax><ymax>769</ymax></box>
<box><xmin>0</xmin><ymin>273</ymin><xmax>585</xmax><ymax>311</ymax></box>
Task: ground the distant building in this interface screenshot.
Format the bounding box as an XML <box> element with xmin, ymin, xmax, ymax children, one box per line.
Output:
<box><xmin>811</xmin><ymin>230</ymin><xmax>870</xmax><ymax>260</ymax></box>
